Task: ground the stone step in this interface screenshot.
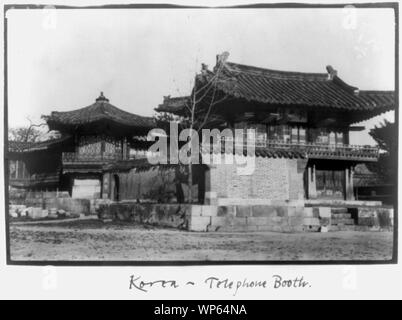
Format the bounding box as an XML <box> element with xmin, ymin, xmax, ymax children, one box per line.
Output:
<box><xmin>331</xmin><ymin>213</ymin><xmax>352</xmax><ymax>219</ymax></box>
<box><xmin>329</xmin><ymin>225</ymin><xmax>356</xmax><ymax>232</ymax></box>
<box><xmin>331</xmin><ymin>218</ymin><xmax>355</xmax><ymax>226</ymax></box>
<box><xmin>330</xmin><ymin>207</ymin><xmax>349</xmax><ymax>214</ymax></box>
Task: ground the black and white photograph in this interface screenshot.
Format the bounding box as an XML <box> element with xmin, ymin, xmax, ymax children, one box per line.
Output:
<box><xmin>3</xmin><ymin>1</ymin><xmax>397</xmax><ymax>265</ymax></box>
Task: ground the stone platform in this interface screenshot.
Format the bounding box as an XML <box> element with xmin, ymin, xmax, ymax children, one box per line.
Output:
<box><xmin>97</xmin><ymin>201</ymin><xmax>394</xmax><ymax>233</ymax></box>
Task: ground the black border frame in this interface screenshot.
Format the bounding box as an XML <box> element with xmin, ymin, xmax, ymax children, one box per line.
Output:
<box><xmin>3</xmin><ymin>2</ymin><xmax>399</xmax><ymax>266</ymax></box>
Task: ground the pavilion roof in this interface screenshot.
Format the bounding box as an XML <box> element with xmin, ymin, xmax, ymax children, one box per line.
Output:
<box><xmin>45</xmin><ymin>92</ymin><xmax>156</xmax><ymax>135</ymax></box>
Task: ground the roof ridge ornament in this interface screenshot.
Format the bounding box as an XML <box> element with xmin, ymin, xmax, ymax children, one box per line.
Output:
<box><xmin>216</xmin><ymin>51</ymin><xmax>230</xmax><ymax>66</ymax></box>
<box><xmin>326</xmin><ymin>65</ymin><xmax>338</xmax><ymax>80</ymax></box>
<box><xmin>96</xmin><ymin>91</ymin><xmax>109</xmax><ymax>102</ymax></box>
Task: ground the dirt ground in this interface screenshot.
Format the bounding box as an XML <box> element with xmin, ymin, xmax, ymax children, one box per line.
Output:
<box><xmin>9</xmin><ymin>219</ymin><xmax>394</xmax><ymax>261</ymax></box>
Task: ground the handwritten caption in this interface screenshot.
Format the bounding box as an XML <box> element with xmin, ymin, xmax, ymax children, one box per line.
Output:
<box><xmin>129</xmin><ymin>274</ymin><xmax>311</xmax><ymax>296</ymax></box>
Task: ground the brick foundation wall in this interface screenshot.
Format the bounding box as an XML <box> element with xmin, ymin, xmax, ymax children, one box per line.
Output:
<box><xmin>208</xmin><ymin>157</ymin><xmax>306</xmax><ymax>201</ymax></box>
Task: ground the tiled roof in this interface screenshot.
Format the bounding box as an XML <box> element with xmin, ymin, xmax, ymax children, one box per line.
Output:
<box><xmin>156</xmin><ymin>96</ymin><xmax>190</xmax><ymax>113</ymax></box>
<box><xmin>209</xmin><ymin>61</ymin><xmax>395</xmax><ymax>111</ymax></box>
<box><xmin>9</xmin><ymin>172</ymin><xmax>60</xmax><ymax>188</ymax></box>
<box><xmin>157</xmin><ymin>58</ymin><xmax>395</xmax><ymax>114</ymax></box>
<box><xmin>46</xmin><ymin>92</ymin><xmax>156</xmax><ymax>131</ymax></box>
<box><xmin>353</xmin><ymin>163</ymin><xmax>391</xmax><ymax>187</ymax></box>
<box><xmin>8</xmin><ymin>135</ymin><xmax>72</xmax><ymax>153</ymax></box>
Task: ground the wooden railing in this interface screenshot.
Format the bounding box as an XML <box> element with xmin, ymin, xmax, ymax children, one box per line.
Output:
<box><xmin>63</xmin><ymin>140</ymin><xmax>380</xmax><ymax>163</ymax></box>
<box><xmin>62</xmin><ymin>152</ymin><xmax>123</xmax><ymax>163</ymax></box>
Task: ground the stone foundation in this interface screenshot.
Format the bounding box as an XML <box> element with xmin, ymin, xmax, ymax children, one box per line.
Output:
<box><xmin>356</xmin><ymin>207</ymin><xmax>394</xmax><ymax>230</ymax></box>
<box><xmin>98</xmin><ymin>202</ymin><xmax>394</xmax><ymax>233</ymax></box>
<box><xmin>97</xmin><ymin>203</ymin><xmax>190</xmax><ymax>228</ymax></box>
<box><xmin>21</xmin><ymin>197</ymin><xmax>91</xmax><ymax>215</ymax></box>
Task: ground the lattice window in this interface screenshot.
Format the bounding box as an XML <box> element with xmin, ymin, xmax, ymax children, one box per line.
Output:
<box><xmin>78</xmin><ymin>136</ymin><xmax>102</xmax><ymax>155</ymax></box>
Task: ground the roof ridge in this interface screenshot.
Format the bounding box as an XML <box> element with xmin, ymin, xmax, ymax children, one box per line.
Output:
<box><xmin>224</xmin><ymin>61</ymin><xmax>329</xmax><ymax>81</ymax></box>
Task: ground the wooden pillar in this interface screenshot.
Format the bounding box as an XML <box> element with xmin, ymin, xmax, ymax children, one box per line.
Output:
<box><xmin>307</xmin><ymin>165</ymin><xmax>317</xmax><ymax>199</ymax></box>
<box><xmin>123</xmin><ymin>137</ymin><xmax>129</xmax><ymax>159</ymax></box>
<box><xmin>345</xmin><ymin>167</ymin><xmax>355</xmax><ymax>200</ymax></box>
<box><xmin>349</xmin><ymin>166</ymin><xmax>355</xmax><ymax>200</ymax></box>
<box><xmin>15</xmin><ymin>160</ymin><xmax>19</xmax><ymax>179</ymax></box>
<box><xmin>102</xmin><ymin>173</ymin><xmax>111</xmax><ymax>199</ymax></box>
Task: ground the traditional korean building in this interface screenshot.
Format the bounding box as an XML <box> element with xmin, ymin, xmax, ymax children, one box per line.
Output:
<box><xmin>8</xmin><ymin>93</ymin><xmax>156</xmax><ymax>201</ymax></box>
<box><xmin>8</xmin><ymin>135</ymin><xmax>74</xmax><ymax>191</ymax></box>
<box><xmin>156</xmin><ymin>54</ymin><xmax>395</xmax><ymax>205</ymax></box>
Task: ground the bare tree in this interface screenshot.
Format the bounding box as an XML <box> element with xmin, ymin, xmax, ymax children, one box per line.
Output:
<box><xmin>8</xmin><ymin>117</ymin><xmax>60</xmax><ymax>142</ymax></box>
<box><xmin>158</xmin><ymin>52</ymin><xmax>231</xmax><ymax>203</ymax></box>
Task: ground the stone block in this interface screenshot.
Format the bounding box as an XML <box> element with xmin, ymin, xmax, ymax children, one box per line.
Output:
<box><xmin>211</xmin><ymin>216</ymin><xmax>247</xmax><ymax>227</ymax></box>
<box><xmin>302</xmin><ymin>225</ymin><xmax>320</xmax><ymax>232</ymax></box>
<box><xmin>331</xmin><ymin>213</ymin><xmax>352</xmax><ymax>219</ymax></box>
<box><xmin>213</xmin><ymin>225</ymin><xmax>258</xmax><ymax>232</ymax></box>
<box><xmin>190</xmin><ymin>205</ymin><xmax>202</xmax><ymax>217</ymax></box>
<box><xmin>289</xmin><ymin>225</ymin><xmax>305</xmax><ymax>233</ymax></box>
<box><xmin>232</xmin><ymin>225</ymin><xmax>258</xmax><ymax>232</ymax></box>
<box><xmin>302</xmin><ymin>217</ymin><xmax>320</xmax><ymax>226</ymax></box>
<box><xmin>277</xmin><ymin>207</ymin><xmax>288</xmax><ymax>217</ymax></box>
<box><xmin>303</xmin><ymin>207</ymin><xmax>316</xmax><ymax>218</ymax></box>
<box><xmin>235</xmin><ymin>206</ymin><xmax>252</xmax><ymax>217</ymax></box>
<box><xmin>318</xmin><ymin>207</ymin><xmax>331</xmax><ymax>218</ymax></box>
<box><xmin>357</xmin><ymin>217</ymin><xmax>379</xmax><ymax>227</ymax></box>
<box><xmin>288</xmin><ymin>216</ymin><xmax>304</xmax><ymax>226</ymax></box>
<box><xmin>31</xmin><ymin>207</ymin><xmax>45</xmax><ymax>219</ymax></box>
<box><xmin>189</xmin><ymin>216</ymin><xmax>211</xmax><ymax>232</ymax></box>
<box><xmin>24</xmin><ymin>207</ymin><xmax>33</xmax><ymax>218</ymax></box>
<box><xmin>331</xmin><ymin>207</ymin><xmax>349</xmax><ymax>214</ymax></box>
<box><xmin>256</xmin><ymin>225</ymin><xmax>276</xmax><ymax>232</ymax></box>
<box><xmin>10</xmin><ymin>212</ymin><xmax>18</xmax><ymax>218</ymax></box>
<box><xmin>251</xmin><ymin>206</ymin><xmax>280</xmax><ymax>217</ymax></box>
<box><xmin>201</xmin><ymin>205</ymin><xmax>218</xmax><ymax>217</ymax></box>
<box><xmin>319</xmin><ymin>217</ymin><xmax>331</xmax><ymax>226</ymax></box>
<box><xmin>246</xmin><ymin>217</ymin><xmax>273</xmax><ymax>226</ymax></box>
<box><xmin>286</xmin><ymin>206</ymin><xmax>307</xmax><ymax>218</ymax></box>
<box><xmin>217</xmin><ymin>206</ymin><xmax>235</xmax><ymax>217</ymax></box>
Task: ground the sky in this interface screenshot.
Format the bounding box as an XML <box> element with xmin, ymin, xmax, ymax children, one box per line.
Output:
<box><xmin>6</xmin><ymin>7</ymin><xmax>395</xmax><ymax>145</ymax></box>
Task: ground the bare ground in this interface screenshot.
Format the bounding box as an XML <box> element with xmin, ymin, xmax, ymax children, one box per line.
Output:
<box><xmin>9</xmin><ymin>219</ymin><xmax>394</xmax><ymax>261</ymax></box>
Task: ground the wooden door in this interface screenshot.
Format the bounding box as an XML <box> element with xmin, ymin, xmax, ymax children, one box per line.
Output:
<box><xmin>316</xmin><ymin>169</ymin><xmax>345</xmax><ymax>199</ymax></box>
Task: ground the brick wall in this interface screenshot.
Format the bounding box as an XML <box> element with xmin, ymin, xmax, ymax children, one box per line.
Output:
<box><xmin>208</xmin><ymin>157</ymin><xmax>306</xmax><ymax>201</ymax></box>
<box><xmin>288</xmin><ymin>159</ymin><xmax>307</xmax><ymax>200</ymax></box>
